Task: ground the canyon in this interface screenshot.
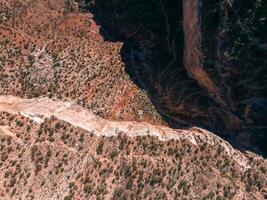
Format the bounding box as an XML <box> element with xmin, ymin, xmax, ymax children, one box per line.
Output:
<box><xmin>0</xmin><ymin>0</ymin><xmax>266</xmax><ymax>199</ymax></box>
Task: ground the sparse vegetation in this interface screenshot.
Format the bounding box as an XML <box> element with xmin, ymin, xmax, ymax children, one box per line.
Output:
<box><xmin>0</xmin><ymin>0</ymin><xmax>266</xmax><ymax>199</ymax></box>
<box><xmin>0</xmin><ymin>112</ymin><xmax>265</xmax><ymax>199</ymax></box>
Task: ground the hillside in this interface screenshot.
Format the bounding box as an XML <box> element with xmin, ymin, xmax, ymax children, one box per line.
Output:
<box><xmin>0</xmin><ymin>95</ymin><xmax>266</xmax><ymax>199</ymax></box>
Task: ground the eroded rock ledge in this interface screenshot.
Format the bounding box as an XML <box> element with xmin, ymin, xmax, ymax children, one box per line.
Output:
<box><xmin>0</xmin><ymin>95</ymin><xmax>260</xmax><ymax>169</ymax></box>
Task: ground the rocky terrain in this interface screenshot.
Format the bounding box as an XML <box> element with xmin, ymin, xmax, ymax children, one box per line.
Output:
<box><xmin>0</xmin><ymin>0</ymin><xmax>267</xmax><ymax>199</ymax></box>
<box><xmin>0</xmin><ymin>95</ymin><xmax>266</xmax><ymax>199</ymax></box>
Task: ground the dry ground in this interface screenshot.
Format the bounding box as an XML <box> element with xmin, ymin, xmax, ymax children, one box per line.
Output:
<box><xmin>0</xmin><ymin>95</ymin><xmax>266</xmax><ymax>200</ymax></box>
<box><xmin>0</xmin><ymin>0</ymin><xmax>163</xmax><ymax>125</ymax></box>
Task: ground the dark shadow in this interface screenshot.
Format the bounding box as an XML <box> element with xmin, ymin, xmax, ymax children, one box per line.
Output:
<box><xmin>78</xmin><ymin>0</ymin><xmax>267</xmax><ymax>157</ymax></box>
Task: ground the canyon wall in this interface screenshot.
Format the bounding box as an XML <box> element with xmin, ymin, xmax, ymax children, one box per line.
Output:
<box><xmin>84</xmin><ymin>0</ymin><xmax>267</xmax><ymax>155</ymax></box>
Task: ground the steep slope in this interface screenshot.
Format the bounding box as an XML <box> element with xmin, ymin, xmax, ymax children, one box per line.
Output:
<box><xmin>0</xmin><ymin>95</ymin><xmax>266</xmax><ymax>199</ymax></box>
<box><xmin>85</xmin><ymin>0</ymin><xmax>267</xmax><ymax>154</ymax></box>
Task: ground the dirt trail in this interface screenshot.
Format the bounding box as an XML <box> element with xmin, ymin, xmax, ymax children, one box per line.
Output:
<box><xmin>0</xmin><ymin>95</ymin><xmax>251</xmax><ymax>168</ymax></box>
